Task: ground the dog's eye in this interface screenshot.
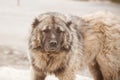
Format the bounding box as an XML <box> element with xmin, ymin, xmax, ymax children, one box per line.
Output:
<box><xmin>57</xmin><ymin>29</ymin><xmax>62</xmax><ymax>33</ymax></box>
<box><xmin>43</xmin><ymin>29</ymin><xmax>50</xmax><ymax>33</ymax></box>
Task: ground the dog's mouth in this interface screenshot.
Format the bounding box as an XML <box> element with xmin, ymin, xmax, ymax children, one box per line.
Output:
<box><xmin>49</xmin><ymin>47</ymin><xmax>57</xmax><ymax>51</ymax></box>
<box><xmin>45</xmin><ymin>46</ymin><xmax>60</xmax><ymax>53</ymax></box>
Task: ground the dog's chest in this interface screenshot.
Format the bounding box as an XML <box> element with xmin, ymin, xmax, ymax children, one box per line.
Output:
<box><xmin>38</xmin><ymin>54</ymin><xmax>65</xmax><ymax>73</ymax></box>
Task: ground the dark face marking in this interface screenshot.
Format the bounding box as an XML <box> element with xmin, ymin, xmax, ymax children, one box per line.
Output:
<box><xmin>41</xmin><ymin>25</ymin><xmax>64</xmax><ymax>53</ymax></box>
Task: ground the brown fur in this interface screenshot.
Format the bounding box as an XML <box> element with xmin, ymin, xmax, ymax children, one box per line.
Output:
<box><xmin>28</xmin><ymin>12</ymin><xmax>84</xmax><ymax>80</ymax></box>
<box><xmin>72</xmin><ymin>11</ymin><xmax>120</xmax><ymax>80</ymax></box>
<box><xmin>28</xmin><ymin>11</ymin><xmax>120</xmax><ymax>80</ymax></box>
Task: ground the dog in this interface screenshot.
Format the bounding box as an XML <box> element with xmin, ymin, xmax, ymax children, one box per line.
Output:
<box><xmin>28</xmin><ymin>12</ymin><xmax>84</xmax><ymax>80</ymax></box>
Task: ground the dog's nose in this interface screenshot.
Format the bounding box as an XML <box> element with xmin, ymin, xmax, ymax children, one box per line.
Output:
<box><xmin>49</xmin><ymin>41</ymin><xmax>57</xmax><ymax>47</ymax></box>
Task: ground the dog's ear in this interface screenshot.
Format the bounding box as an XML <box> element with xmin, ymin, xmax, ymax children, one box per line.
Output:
<box><xmin>62</xmin><ymin>21</ymin><xmax>72</xmax><ymax>50</ymax></box>
<box><xmin>63</xmin><ymin>31</ymin><xmax>72</xmax><ymax>51</ymax></box>
<box><xmin>32</xmin><ymin>18</ymin><xmax>40</xmax><ymax>28</ymax></box>
<box><xmin>29</xmin><ymin>18</ymin><xmax>41</xmax><ymax>50</ymax></box>
<box><xmin>29</xmin><ymin>33</ymin><xmax>42</xmax><ymax>50</ymax></box>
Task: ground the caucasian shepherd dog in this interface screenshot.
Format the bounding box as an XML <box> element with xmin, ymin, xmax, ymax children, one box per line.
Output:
<box><xmin>28</xmin><ymin>12</ymin><xmax>83</xmax><ymax>80</ymax></box>
<box><xmin>28</xmin><ymin>12</ymin><xmax>120</xmax><ymax>80</ymax></box>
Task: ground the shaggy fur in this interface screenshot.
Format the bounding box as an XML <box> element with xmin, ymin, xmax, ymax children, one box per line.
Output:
<box><xmin>28</xmin><ymin>12</ymin><xmax>84</xmax><ymax>80</ymax></box>
<box><xmin>72</xmin><ymin>11</ymin><xmax>120</xmax><ymax>80</ymax></box>
<box><xmin>28</xmin><ymin>11</ymin><xmax>120</xmax><ymax>80</ymax></box>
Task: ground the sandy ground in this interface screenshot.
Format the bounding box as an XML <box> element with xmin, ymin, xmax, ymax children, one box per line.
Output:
<box><xmin>0</xmin><ymin>0</ymin><xmax>120</xmax><ymax>80</ymax></box>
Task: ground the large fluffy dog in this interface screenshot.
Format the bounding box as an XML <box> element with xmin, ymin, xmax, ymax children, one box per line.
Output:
<box><xmin>28</xmin><ymin>12</ymin><xmax>84</xmax><ymax>80</ymax></box>
<box><xmin>28</xmin><ymin>12</ymin><xmax>120</xmax><ymax>80</ymax></box>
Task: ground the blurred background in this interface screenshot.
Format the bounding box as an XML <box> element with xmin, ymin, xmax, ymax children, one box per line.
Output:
<box><xmin>0</xmin><ymin>0</ymin><xmax>120</xmax><ymax>80</ymax></box>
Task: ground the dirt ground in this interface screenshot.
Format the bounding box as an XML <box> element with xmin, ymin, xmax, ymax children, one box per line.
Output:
<box><xmin>0</xmin><ymin>45</ymin><xmax>29</xmax><ymax>69</ymax></box>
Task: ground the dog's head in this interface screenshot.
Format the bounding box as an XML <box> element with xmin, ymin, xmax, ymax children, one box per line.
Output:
<box><xmin>29</xmin><ymin>12</ymin><xmax>72</xmax><ymax>53</ymax></box>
